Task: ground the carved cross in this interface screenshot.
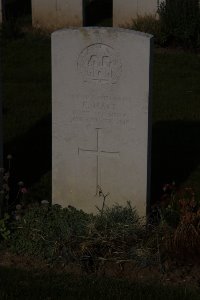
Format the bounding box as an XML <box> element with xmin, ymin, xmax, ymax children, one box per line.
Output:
<box><xmin>78</xmin><ymin>128</ymin><xmax>120</xmax><ymax>194</ymax></box>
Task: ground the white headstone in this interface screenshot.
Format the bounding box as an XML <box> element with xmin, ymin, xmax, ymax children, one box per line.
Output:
<box><xmin>113</xmin><ymin>0</ymin><xmax>161</xmax><ymax>27</ymax></box>
<box><xmin>32</xmin><ymin>0</ymin><xmax>82</xmax><ymax>30</ymax></box>
<box><xmin>52</xmin><ymin>28</ymin><xmax>153</xmax><ymax>216</ymax></box>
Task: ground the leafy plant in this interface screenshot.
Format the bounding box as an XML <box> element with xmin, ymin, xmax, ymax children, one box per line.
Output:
<box><xmin>8</xmin><ymin>201</ymin><xmax>144</xmax><ymax>270</ymax></box>
<box><xmin>10</xmin><ymin>204</ymin><xmax>93</xmax><ymax>262</ymax></box>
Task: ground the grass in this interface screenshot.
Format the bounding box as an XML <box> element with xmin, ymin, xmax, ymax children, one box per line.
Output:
<box><xmin>151</xmin><ymin>50</ymin><xmax>200</xmax><ymax>201</ymax></box>
<box><xmin>153</xmin><ymin>51</ymin><xmax>200</xmax><ymax>123</ymax></box>
<box><xmin>0</xmin><ymin>266</ymin><xmax>199</xmax><ymax>300</ymax></box>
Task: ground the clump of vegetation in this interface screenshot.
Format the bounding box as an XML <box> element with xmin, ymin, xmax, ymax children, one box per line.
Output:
<box><xmin>130</xmin><ymin>14</ymin><xmax>167</xmax><ymax>46</ymax></box>
<box><xmin>130</xmin><ymin>0</ymin><xmax>200</xmax><ymax>49</ymax></box>
<box><xmin>8</xmin><ymin>202</ymin><xmax>143</xmax><ymax>269</ymax></box>
<box><xmin>0</xmin><ymin>194</ymin><xmax>146</xmax><ymax>273</ymax></box>
<box><xmin>0</xmin><ymin>151</ymin><xmax>200</xmax><ymax>271</ymax></box>
<box><xmin>80</xmin><ymin>202</ymin><xmax>143</xmax><ymax>267</ymax></box>
<box><xmin>158</xmin><ymin>0</ymin><xmax>200</xmax><ymax>48</ymax></box>
<box><xmin>149</xmin><ymin>183</ymin><xmax>200</xmax><ymax>264</ymax></box>
<box><xmin>10</xmin><ymin>204</ymin><xmax>92</xmax><ymax>263</ymax></box>
<box><xmin>0</xmin><ymin>181</ymin><xmax>199</xmax><ymax>272</ymax></box>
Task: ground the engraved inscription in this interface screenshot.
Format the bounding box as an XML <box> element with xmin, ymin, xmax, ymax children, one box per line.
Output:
<box><xmin>78</xmin><ymin>128</ymin><xmax>120</xmax><ymax>194</ymax></box>
<box><xmin>70</xmin><ymin>94</ymin><xmax>131</xmax><ymax>127</ymax></box>
<box><xmin>77</xmin><ymin>44</ymin><xmax>122</xmax><ymax>84</ymax></box>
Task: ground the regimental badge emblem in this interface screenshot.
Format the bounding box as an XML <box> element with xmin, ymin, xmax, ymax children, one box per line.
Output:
<box><xmin>77</xmin><ymin>43</ymin><xmax>122</xmax><ymax>84</ymax></box>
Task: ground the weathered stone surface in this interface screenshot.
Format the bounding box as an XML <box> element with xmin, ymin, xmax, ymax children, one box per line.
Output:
<box><xmin>52</xmin><ymin>28</ymin><xmax>153</xmax><ymax>216</ymax></box>
<box><xmin>32</xmin><ymin>0</ymin><xmax>82</xmax><ymax>30</ymax></box>
<box><xmin>113</xmin><ymin>0</ymin><xmax>161</xmax><ymax>27</ymax></box>
<box><xmin>31</xmin><ymin>0</ymin><xmax>164</xmax><ymax>30</ymax></box>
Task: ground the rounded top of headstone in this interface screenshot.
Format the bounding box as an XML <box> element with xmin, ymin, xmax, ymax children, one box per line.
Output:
<box><xmin>51</xmin><ymin>27</ymin><xmax>153</xmax><ymax>40</ymax></box>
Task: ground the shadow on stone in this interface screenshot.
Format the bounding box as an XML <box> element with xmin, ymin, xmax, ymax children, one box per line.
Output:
<box><xmin>83</xmin><ymin>0</ymin><xmax>112</xmax><ymax>26</ymax></box>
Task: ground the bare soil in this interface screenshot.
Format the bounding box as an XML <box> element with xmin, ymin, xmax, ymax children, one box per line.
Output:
<box><xmin>0</xmin><ymin>250</ymin><xmax>200</xmax><ymax>290</ymax></box>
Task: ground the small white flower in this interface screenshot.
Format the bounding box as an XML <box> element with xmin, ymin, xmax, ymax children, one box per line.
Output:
<box><xmin>16</xmin><ymin>204</ymin><xmax>22</xmax><ymax>210</ymax></box>
<box><xmin>41</xmin><ymin>200</ymin><xmax>49</xmax><ymax>205</ymax></box>
<box><xmin>15</xmin><ymin>215</ymin><xmax>21</xmax><ymax>221</ymax></box>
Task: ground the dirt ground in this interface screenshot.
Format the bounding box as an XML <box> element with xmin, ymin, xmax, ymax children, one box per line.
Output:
<box><xmin>0</xmin><ymin>250</ymin><xmax>200</xmax><ymax>290</ymax></box>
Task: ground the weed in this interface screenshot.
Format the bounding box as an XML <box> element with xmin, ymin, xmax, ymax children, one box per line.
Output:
<box><xmin>151</xmin><ymin>184</ymin><xmax>200</xmax><ymax>262</ymax></box>
<box><xmin>8</xmin><ymin>202</ymin><xmax>144</xmax><ymax>270</ymax></box>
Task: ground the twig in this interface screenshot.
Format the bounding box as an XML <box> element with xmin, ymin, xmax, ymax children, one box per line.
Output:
<box><xmin>97</xmin><ymin>186</ymin><xmax>110</xmax><ymax>216</ymax></box>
